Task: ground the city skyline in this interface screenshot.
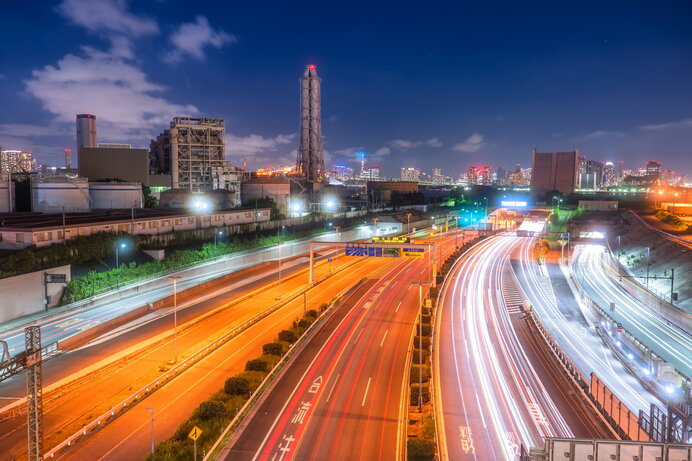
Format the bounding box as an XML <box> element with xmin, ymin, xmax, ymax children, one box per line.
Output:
<box><xmin>1</xmin><ymin>1</ymin><xmax>691</xmax><ymax>177</ymax></box>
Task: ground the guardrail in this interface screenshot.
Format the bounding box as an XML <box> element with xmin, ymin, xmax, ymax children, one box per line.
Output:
<box><xmin>627</xmin><ymin>210</ymin><xmax>692</xmax><ymax>249</ymax></box>
<box><xmin>203</xmin><ymin>278</ymin><xmax>368</xmax><ymax>460</ymax></box>
<box><xmin>43</xmin><ymin>256</ymin><xmax>363</xmax><ymax>459</ymax></box>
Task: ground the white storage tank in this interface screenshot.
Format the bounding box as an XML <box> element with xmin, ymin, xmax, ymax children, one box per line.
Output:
<box><xmin>32</xmin><ymin>176</ymin><xmax>90</xmax><ymax>212</ymax></box>
<box><xmin>89</xmin><ymin>182</ymin><xmax>143</xmax><ymax>209</ymax></box>
<box><xmin>0</xmin><ymin>179</ymin><xmax>12</xmax><ymax>212</ymax></box>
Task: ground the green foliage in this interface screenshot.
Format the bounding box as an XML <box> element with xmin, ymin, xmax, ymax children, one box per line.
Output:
<box><xmin>278</xmin><ymin>329</ymin><xmax>298</xmax><ymax>343</ymax></box>
<box><xmin>418</xmin><ymin>324</ymin><xmax>432</xmax><ymax>336</ymax></box>
<box><xmin>407</xmin><ymin>438</ymin><xmax>436</xmax><ymax>460</ymax></box>
<box><xmin>241</xmin><ymin>196</ymin><xmax>285</xmax><ymax>220</ymax></box>
<box><xmin>224</xmin><ymin>377</ymin><xmax>250</xmax><ymax>396</ymax></box>
<box><xmin>305</xmin><ymin>309</ymin><xmax>319</xmax><ymax>319</ymax></box>
<box><xmin>410</xmin><ymin>383</ymin><xmax>431</xmax><ymax>406</ymax></box>
<box><xmin>656</xmin><ymin>210</ymin><xmax>689</xmax><ymax>230</ymax></box>
<box><xmin>413</xmin><ymin>348</ymin><xmax>431</xmax><ymax>365</ymax></box>
<box><xmin>410</xmin><ymin>364</ymin><xmax>431</xmax><ymax>384</ymax></box>
<box><xmin>262</xmin><ymin>342</ymin><xmax>284</xmax><ymax>357</ymax></box>
<box><xmin>193</xmin><ymin>400</ymin><xmax>228</xmax><ymax>421</ymax></box>
<box><xmin>414</xmin><ymin>336</ymin><xmax>431</xmax><ymax>350</ymax></box>
<box><xmin>246</xmin><ymin>358</ymin><xmax>268</xmax><ymax>372</ymax></box>
<box><xmin>142</xmin><ymin>185</ymin><xmax>159</xmax><ymax>208</ymax></box>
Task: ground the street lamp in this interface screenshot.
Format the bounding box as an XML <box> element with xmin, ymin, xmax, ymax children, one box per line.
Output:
<box><xmin>373</xmin><ymin>217</ymin><xmax>379</xmax><ymax>235</ymax></box>
<box><xmin>323</xmin><ymin>197</ymin><xmax>338</xmax><ymax>212</ymax></box>
<box><xmin>276</xmin><ymin>242</ymin><xmax>284</xmax><ymax>299</ymax></box>
<box><xmin>406</xmin><ymin>213</ymin><xmax>412</xmax><ymax>234</ymax></box>
<box><xmin>146</xmin><ymin>408</ymin><xmax>155</xmax><ymax>456</ymax></box>
<box><xmin>115</xmin><ymin>241</ymin><xmax>128</xmax><ymax>288</ymax></box>
<box><xmin>645</xmin><ymin>247</ymin><xmax>651</xmax><ymax>289</ymax></box>
<box><xmin>168</xmin><ymin>275</ymin><xmax>181</xmax><ymax>362</ymax></box>
<box><xmin>215</xmin><ymin>229</ymin><xmax>224</xmax><ymax>245</ymax></box>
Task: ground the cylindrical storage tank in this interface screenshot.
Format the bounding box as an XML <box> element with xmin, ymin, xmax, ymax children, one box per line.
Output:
<box><xmin>31</xmin><ymin>178</ymin><xmax>90</xmax><ymax>212</ymax></box>
<box><xmin>89</xmin><ymin>182</ymin><xmax>143</xmax><ymax>209</ymax></box>
<box><xmin>0</xmin><ymin>179</ymin><xmax>12</xmax><ymax>212</ymax></box>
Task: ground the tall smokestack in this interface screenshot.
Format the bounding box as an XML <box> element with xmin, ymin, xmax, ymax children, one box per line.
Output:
<box><xmin>76</xmin><ymin>114</ymin><xmax>96</xmax><ymax>169</ymax></box>
<box><xmin>296</xmin><ymin>65</ymin><xmax>324</xmax><ymax>184</ymax></box>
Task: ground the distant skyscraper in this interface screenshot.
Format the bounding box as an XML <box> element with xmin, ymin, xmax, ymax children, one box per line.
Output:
<box><xmin>467</xmin><ymin>166</ymin><xmax>492</xmax><ymax>186</ymax></box>
<box><xmin>296</xmin><ymin>65</ymin><xmax>324</xmax><ymax>185</ymax></box>
<box><xmin>617</xmin><ymin>161</ymin><xmax>624</xmax><ymax>183</ymax></box>
<box><xmin>578</xmin><ymin>155</ymin><xmax>587</xmax><ymax>175</ymax></box>
<box><xmin>530</xmin><ymin>149</ymin><xmax>578</xmax><ymax>196</ymax></box>
<box><xmin>496</xmin><ymin>166</ymin><xmax>506</xmax><ymax>180</ymax></box>
<box><xmin>0</xmin><ymin>150</ymin><xmax>36</xmax><ymax>174</ymax></box>
<box><xmin>586</xmin><ymin>160</ymin><xmax>604</xmax><ymax>188</ymax></box>
<box><xmin>432</xmin><ymin>168</ymin><xmax>444</xmax><ymax>183</ymax></box>
<box><xmin>64</xmin><ymin>149</ymin><xmax>72</xmax><ymax>169</ymax></box>
<box><xmin>401</xmin><ymin>167</ymin><xmax>421</xmax><ymax>181</ymax></box>
<box><xmin>646</xmin><ymin>160</ymin><xmax>662</xmax><ymax>179</ymax></box>
<box><xmin>603</xmin><ymin>161</ymin><xmax>615</xmax><ymax>187</ymax></box>
<box><xmin>76</xmin><ymin>114</ymin><xmax>97</xmax><ymax>149</ymax></box>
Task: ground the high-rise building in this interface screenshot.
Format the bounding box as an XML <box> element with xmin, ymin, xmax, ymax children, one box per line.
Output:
<box><xmin>530</xmin><ymin>149</ymin><xmax>578</xmax><ymax>196</ymax></box>
<box><xmin>0</xmin><ymin>150</ymin><xmax>36</xmax><ymax>174</ymax></box>
<box><xmin>617</xmin><ymin>161</ymin><xmax>624</xmax><ymax>183</ymax></box>
<box><xmin>578</xmin><ymin>155</ymin><xmax>587</xmax><ymax>175</ymax></box>
<box><xmin>296</xmin><ymin>65</ymin><xmax>324</xmax><ymax>185</ymax></box>
<box><xmin>334</xmin><ymin>164</ymin><xmax>355</xmax><ymax>180</ymax></box>
<box><xmin>467</xmin><ymin>166</ymin><xmax>492</xmax><ymax>185</ymax></box>
<box><xmin>646</xmin><ymin>161</ymin><xmax>662</xmax><ymax>179</ymax></box>
<box><xmin>603</xmin><ymin>161</ymin><xmax>615</xmax><ymax>187</ymax></box>
<box><xmin>432</xmin><ymin>168</ymin><xmax>444</xmax><ymax>184</ymax></box>
<box><xmin>401</xmin><ymin>167</ymin><xmax>421</xmax><ymax>181</ymax></box>
<box><xmin>496</xmin><ymin>166</ymin><xmax>507</xmax><ymax>180</ymax></box>
<box><xmin>76</xmin><ymin>114</ymin><xmax>97</xmax><ymax>168</ymax></box>
<box><xmin>64</xmin><ymin>149</ymin><xmax>72</xmax><ymax>169</ymax></box>
<box><xmin>586</xmin><ymin>160</ymin><xmax>604</xmax><ymax>188</ymax></box>
<box><xmin>150</xmin><ymin>117</ymin><xmax>225</xmax><ymax>191</ymax></box>
<box><xmin>360</xmin><ymin>164</ymin><xmax>380</xmax><ymax>180</ymax></box>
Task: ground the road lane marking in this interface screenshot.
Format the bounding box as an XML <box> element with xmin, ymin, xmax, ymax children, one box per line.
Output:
<box><xmin>380</xmin><ymin>330</ymin><xmax>388</xmax><ymax>347</ymax></box>
<box><xmin>362</xmin><ymin>377</ymin><xmax>372</xmax><ymax>407</ymax></box>
<box><xmin>395</xmin><ymin>301</ymin><xmax>402</xmax><ymax>312</ymax></box>
<box><xmin>353</xmin><ymin>327</ymin><xmax>364</xmax><ymax>344</ymax></box>
<box><xmin>326</xmin><ymin>373</ymin><xmax>340</xmax><ymax>402</ymax></box>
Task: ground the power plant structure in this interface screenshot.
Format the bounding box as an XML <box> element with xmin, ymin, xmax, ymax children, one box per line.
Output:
<box><xmin>76</xmin><ymin>114</ymin><xmax>97</xmax><ymax>169</ymax></box>
<box><xmin>296</xmin><ymin>65</ymin><xmax>325</xmax><ymax>198</ymax></box>
<box><xmin>150</xmin><ymin>117</ymin><xmax>225</xmax><ymax>191</ymax></box>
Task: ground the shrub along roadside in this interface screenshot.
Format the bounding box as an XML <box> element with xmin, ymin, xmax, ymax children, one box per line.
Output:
<box><xmin>145</xmin><ymin>305</ymin><xmax>321</xmax><ymax>460</ymax></box>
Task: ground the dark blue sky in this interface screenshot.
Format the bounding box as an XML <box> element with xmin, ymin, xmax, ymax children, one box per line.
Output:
<box><xmin>1</xmin><ymin>0</ymin><xmax>691</xmax><ymax>177</ymax></box>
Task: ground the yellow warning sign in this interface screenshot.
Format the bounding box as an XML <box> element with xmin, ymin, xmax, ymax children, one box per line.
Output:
<box><xmin>403</xmin><ymin>252</ymin><xmax>425</xmax><ymax>258</ymax></box>
<box><xmin>188</xmin><ymin>426</ymin><xmax>203</xmax><ymax>441</ymax></box>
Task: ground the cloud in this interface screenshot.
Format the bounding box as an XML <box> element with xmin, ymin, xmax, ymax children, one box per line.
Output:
<box><xmin>57</xmin><ymin>0</ymin><xmax>158</xmax><ymax>59</ymax></box>
<box><xmin>574</xmin><ymin>130</ymin><xmax>625</xmax><ymax>141</ymax></box>
<box><xmin>226</xmin><ymin>133</ymin><xmax>294</xmax><ymax>157</ymax></box>
<box><xmin>426</xmin><ymin>137</ymin><xmax>443</xmax><ymax>147</ymax></box>
<box><xmin>0</xmin><ymin>73</ymin><xmax>7</xmax><ymax>80</ymax></box>
<box><xmin>0</xmin><ymin>123</ymin><xmax>66</xmax><ymax>137</ymax></box>
<box><xmin>24</xmin><ymin>48</ymin><xmax>198</xmax><ymax>143</ymax></box>
<box><xmin>640</xmin><ymin>118</ymin><xmax>692</xmax><ymax>131</ymax></box>
<box><xmin>374</xmin><ymin>146</ymin><xmax>391</xmax><ymax>156</ymax></box>
<box><xmin>388</xmin><ymin>138</ymin><xmax>443</xmax><ymax>150</ymax></box>
<box><xmin>166</xmin><ymin>16</ymin><xmax>236</xmax><ymax>63</ymax></box>
<box><xmin>453</xmin><ymin>133</ymin><xmax>484</xmax><ymax>153</ymax></box>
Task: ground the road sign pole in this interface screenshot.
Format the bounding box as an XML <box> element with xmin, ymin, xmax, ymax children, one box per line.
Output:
<box><xmin>309</xmin><ymin>244</ymin><xmax>314</xmax><ymax>283</ymax></box>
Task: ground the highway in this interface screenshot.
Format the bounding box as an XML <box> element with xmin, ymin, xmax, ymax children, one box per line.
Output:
<box><xmin>511</xmin><ymin>237</ymin><xmax>663</xmax><ymax>415</ymax></box>
<box><xmin>0</xmin><ymin>226</ymin><xmax>374</xmax><ymax>355</ymax></box>
<box><xmin>0</xmin><ymin>251</ymin><xmax>378</xmax><ymax>460</ymax></box>
<box><xmin>572</xmin><ymin>243</ymin><xmax>692</xmax><ymax>380</ymax></box>
<box><xmin>435</xmin><ymin>235</ymin><xmax>604</xmax><ymax>461</ymax></box>
<box><xmin>221</xmin><ymin>233</ymin><xmax>459</xmax><ymax>460</ymax></box>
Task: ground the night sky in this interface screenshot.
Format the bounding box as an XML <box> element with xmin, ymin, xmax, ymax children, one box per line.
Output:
<box><xmin>1</xmin><ymin>0</ymin><xmax>691</xmax><ymax>177</ymax></box>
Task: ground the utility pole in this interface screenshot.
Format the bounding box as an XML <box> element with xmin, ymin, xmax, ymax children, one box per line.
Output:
<box><xmin>25</xmin><ymin>326</ymin><xmax>43</xmax><ymax>461</ymax></box>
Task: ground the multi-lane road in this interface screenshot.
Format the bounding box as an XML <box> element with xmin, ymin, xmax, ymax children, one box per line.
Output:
<box><xmin>435</xmin><ymin>235</ymin><xmax>607</xmax><ymax>460</ymax></box>
<box><xmin>573</xmin><ymin>243</ymin><xmax>692</xmax><ymax>380</ymax></box>
<box><xmin>220</xmin><ymin>232</ymin><xmax>459</xmax><ymax>461</ymax></box>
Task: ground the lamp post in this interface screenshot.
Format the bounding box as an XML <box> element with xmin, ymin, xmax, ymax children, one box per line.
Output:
<box><xmin>406</xmin><ymin>213</ymin><xmax>412</xmax><ymax>234</ymax></box>
<box><xmin>645</xmin><ymin>247</ymin><xmax>651</xmax><ymax>289</ymax></box>
<box><xmin>411</xmin><ymin>280</ymin><xmax>430</xmax><ymax>412</ymax></box>
<box><xmin>277</xmin><ymin>242</ymin><xmax>284</xmax><ymax>299</ymax></box>
<box><xmin>168</xmin><ymin>276</ymin><xmax>181</xmax><ymax>362</ymax></box>
<box><xmin>334</xmin><ymin>226</ymin><xmax>341</xmax><ymax>269</ymax></box>
<box><xmin>146</xmin><ymin>408</ymin><xmax>155</xmax><ymax>456</ymax></box>
<box><xmin>373</xmin><ymin>217</ymin><xmax>379</xmax><ymax>235</ymax></box>
<box><xmin>214</xmin><ymin>229</ymin><xmax>224</xmax><ymax>245</ymax></box>
<box><xmin>115</xmin><ymin>241</ymin><xmax>127</xmax><ymax>288</ymax></box>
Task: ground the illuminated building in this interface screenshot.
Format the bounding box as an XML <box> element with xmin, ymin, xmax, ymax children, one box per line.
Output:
<box><xmin>646</xmin><ymin>160</ymin><xmax>662</xmax><ymax>180</ymax></box>
<box><xmin>0</xmin><ymin>150</ymin><xmax>37</xmax><ymax>174</ymax></box>
<box><xmin>360</xmin><ymin>164</ymin><xmax>380</xmax><ymax>180</ymax></box>
<box><xmin>400</xmin><ymin>167</ymin><xmax>421</xmax><ymax>181</ymax></box>
<box><xmin>467</xmin><ymin>166</ymin><xmax>492</xmax><ymax>186</ymax></box>
<box><xmin>296</xmin><ymin>65</ymin><xmax>324</xmax><ymax>185</ymax></box>
<box><xmin>603</xmin><ymin>161</ymin><xmax>616</xmax><ymax>187</ymax></box>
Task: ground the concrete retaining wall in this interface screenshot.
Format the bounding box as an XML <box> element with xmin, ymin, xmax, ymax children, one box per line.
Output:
<box><xmin>0</xmin><ymin>265</ymin><xmax>71</xmax><ymax>323</ymax></box>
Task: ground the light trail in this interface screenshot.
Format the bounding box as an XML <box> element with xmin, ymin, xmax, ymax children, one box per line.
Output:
<box><xmin>437</xmin><ymin>235</ymin><xmax>581</xmax><ymax>461</ymax></box>
<box><xmin>513</xmin><ymin>237</ymin><xmax>663</xmax><ymax>414</ymax></box>
<box><xmin>573</xmin><ymin>244</ymin><xmax>692</xmax><ymax>380</ymax></box>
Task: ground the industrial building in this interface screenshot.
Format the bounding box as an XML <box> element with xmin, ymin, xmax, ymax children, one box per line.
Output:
<box><xmin>150</xmin><ymin>117</ymin><xmax>225</xmax><ymax>191</ymax></box>
<box><xmin>0</xmin><ymin>207</ymin><xmax>271</xmax><ymax>249</ymax></box>
<box><xmin>241</xmin><ymin>177</ymin><xmax>291</xmax><ymax>213</ymax></box>
<box><xmin>366</xmin><ymin>180</ymin><xmax>419</xmax><ymax>205</ymax></box>
<box><xmin>79</xmin><ymin>145</ymin><xmax>170</xmax><ymax>187</ymax></box>
<box><xmin>530</xmin><ymin>149</ymin><xmax>578</xmax><ymax>196</ymax></box>
<box><xmin>76</xmin><ymin>113</ymin><xmax>97</xmax><ymax>167</ymax></box>
<box><xmin>31</xmin><ymin>176</ymin><xmax>91</xmax><ymax>213</ymax></box>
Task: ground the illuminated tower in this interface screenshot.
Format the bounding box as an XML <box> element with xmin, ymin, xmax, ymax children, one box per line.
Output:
<box><xmin>297</xmin><ymin>65</ymin><xmax>324</xmax><ymax>185</ymax></box>
<box><xmin>64</xmin><ymin>149</ymin><xmax>72</xmax><ymax>169</ymax></box>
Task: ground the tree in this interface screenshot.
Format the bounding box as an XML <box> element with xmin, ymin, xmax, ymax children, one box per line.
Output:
<box><xmin>224</xmin><ymin>376</ymin><xmax>250</xmax><ymax>396</ymax></box>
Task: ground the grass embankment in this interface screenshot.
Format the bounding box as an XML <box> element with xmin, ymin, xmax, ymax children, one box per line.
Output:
<box><xmin>146</xmin><ymin>305</ymin><xmax>328</xmax><ymax>460</ymax></box>
<box><xmin>655</xmin><ymin>210</ymin><xmax>691</xmax><ymax>231</ymax></box>
<box><xmin>546</xmin><ymin>208</ymin><xmax>582</xmax><ymax>234</ymax></box>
